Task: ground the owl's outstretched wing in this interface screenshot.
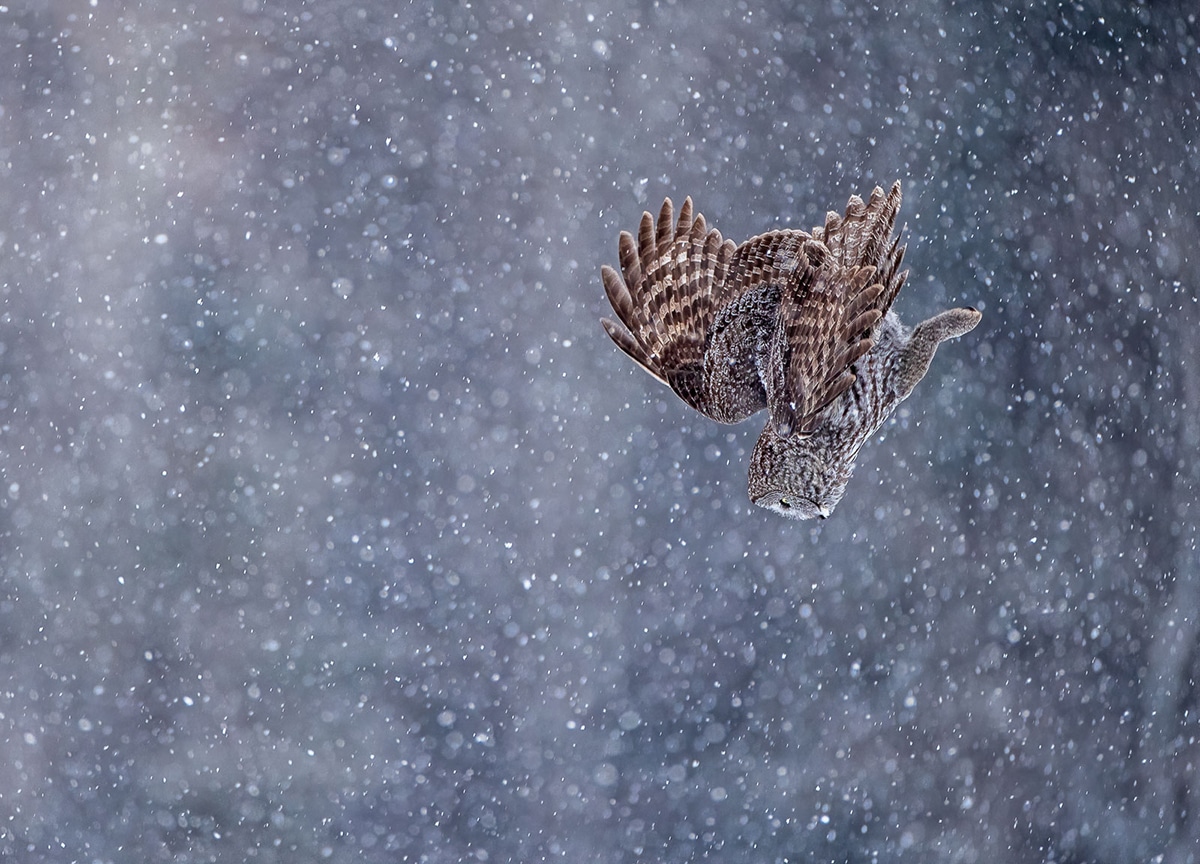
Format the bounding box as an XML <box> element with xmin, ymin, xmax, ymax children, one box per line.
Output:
<box><xmin>600</xmin><ymin>197</ymin><xmax>749</xmax><ymax>420</ymax></box>
<box><xmin>812</xmin><ymin>180</ymin><xmax>908</xmax><ymax>322</ymax></box>
<box><xmin>763</xmin><ymin>183</ymin><xmax>911</xmax><ymax>437</ymax></box>
<box><xmin>766</xmin><ymin>252</ymin><xmax>884</xmax><ymax>437</ymax></box>
<box><xmin>601</xmin><ymin>185</ymin><xmax>910</xmax><ymax>432</ymax></box>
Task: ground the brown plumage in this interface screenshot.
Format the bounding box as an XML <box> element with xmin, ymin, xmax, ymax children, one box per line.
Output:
<box><xmin>600</xmin><ymin>181</ymin><xmax>981</xmax><ymax>519</ymax></box>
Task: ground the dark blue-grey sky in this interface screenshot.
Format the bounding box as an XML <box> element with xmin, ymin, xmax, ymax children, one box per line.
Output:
<box><xmin>2</xmin><ymin>2</ymin><xmax>1198</xmax><ymax>861</ymax></box>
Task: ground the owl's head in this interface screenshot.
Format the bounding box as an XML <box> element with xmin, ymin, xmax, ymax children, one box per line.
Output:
<box><xmin>747</xmin><ymin>425</ymin><xmax>856</xmax><ymax>520</ymax></box>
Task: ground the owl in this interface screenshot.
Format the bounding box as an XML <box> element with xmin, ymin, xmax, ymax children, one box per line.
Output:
<box><xmin>600</xmin><ymin>181</ymin><xmax>981</xmax><ymax>519</ymax></box>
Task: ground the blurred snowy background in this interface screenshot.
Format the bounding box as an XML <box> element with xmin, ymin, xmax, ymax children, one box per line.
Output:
<box><xmin>1</xmin><ymin>1</ymin><xmax>1198</xmax><ymax>862</ymax></box>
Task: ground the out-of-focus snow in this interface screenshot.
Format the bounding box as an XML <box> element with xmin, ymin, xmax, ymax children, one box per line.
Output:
<box><xmin>2</xmin><ymin>2</ymin><xmax>1197</xmax><ymax>861</ymax></box>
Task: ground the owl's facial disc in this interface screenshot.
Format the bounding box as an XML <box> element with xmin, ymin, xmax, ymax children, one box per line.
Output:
<box><xmin>749</xmin><ymin>425</ymin><xmax>848</xmax><ymax>519</ymax></box>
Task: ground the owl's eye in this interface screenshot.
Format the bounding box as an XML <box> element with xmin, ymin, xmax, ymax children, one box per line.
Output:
<box><xmin>779</xmin><ymin>497</ymin><xmax>791</xmax><ymax>509</ymax></box>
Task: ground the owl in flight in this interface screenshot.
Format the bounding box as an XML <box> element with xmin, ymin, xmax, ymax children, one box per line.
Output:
<box><xmin>600</xmin><ymin>181</ymin><xmax>981</xmax><ymax>519</ymax></box>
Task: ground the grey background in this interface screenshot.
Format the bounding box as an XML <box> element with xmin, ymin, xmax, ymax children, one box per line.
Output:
<box><xmin>2</xmin><ymin>1</ymin><xmax>1198</xmax><ymax>861</ymax></box>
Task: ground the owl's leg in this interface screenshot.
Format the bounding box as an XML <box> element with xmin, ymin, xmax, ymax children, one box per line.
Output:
<box><xmin>896</xmin><ymin>307</ymin><xmax>982</xmax><ymax>398</ymax></box>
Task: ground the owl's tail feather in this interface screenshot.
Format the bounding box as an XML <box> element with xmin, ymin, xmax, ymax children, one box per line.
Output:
<box><xmin>896</xmin><ymin>307</ymin><xmax>983</xmax><ymax>398</ymax></box>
